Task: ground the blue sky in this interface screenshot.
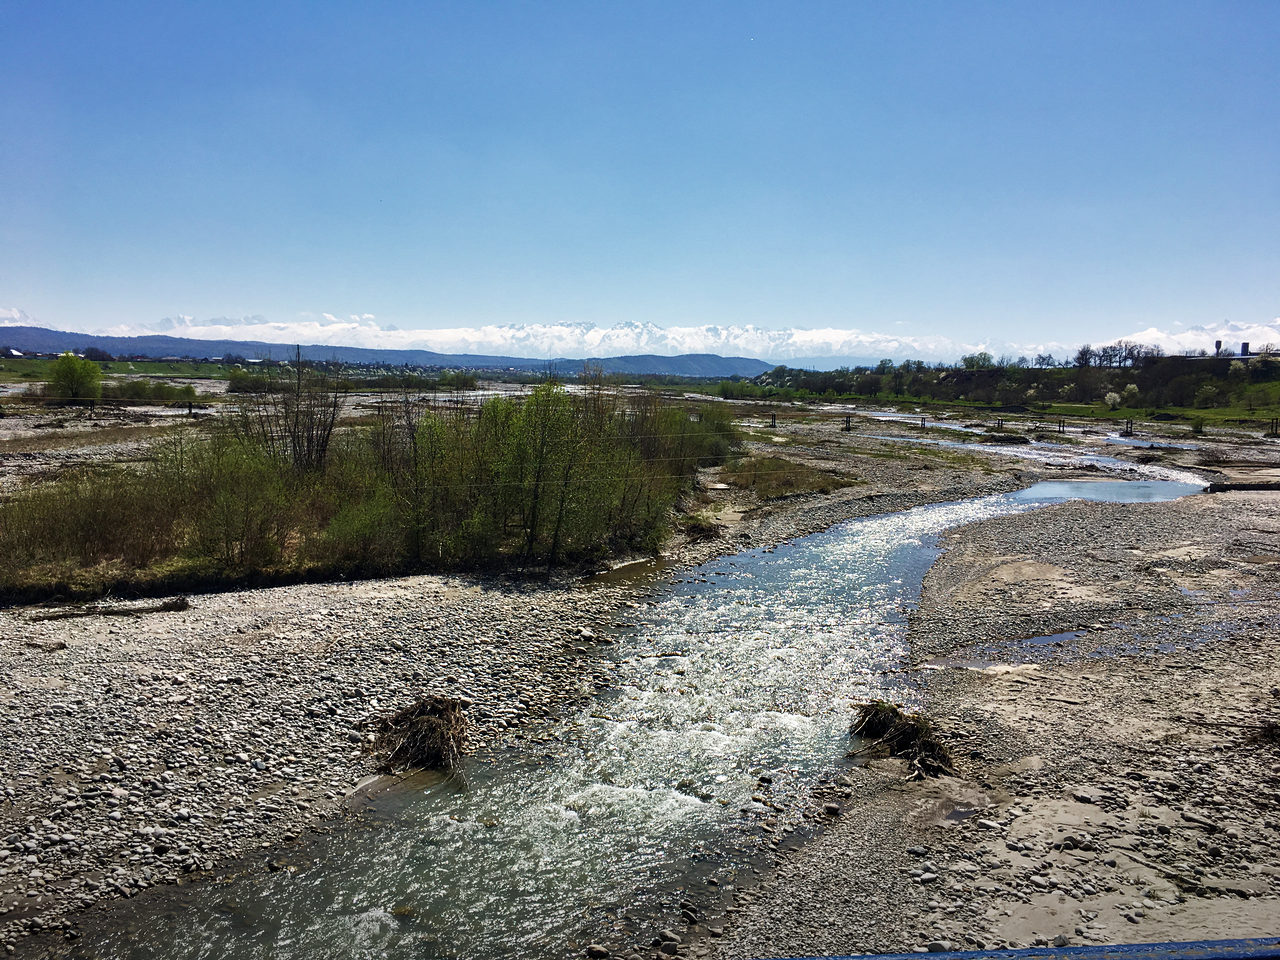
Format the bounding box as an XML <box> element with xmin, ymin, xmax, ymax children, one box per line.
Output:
<box><xmin>2</xmin><ymin>1</ymin><xmax>1278</xmax><ymax>359</ymax></box>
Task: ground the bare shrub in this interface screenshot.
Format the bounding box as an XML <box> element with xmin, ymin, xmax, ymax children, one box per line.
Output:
<box><xmin>233</xmin><ymin>351</ymin><xmax>344</xmax><ymax>473</ymax></box>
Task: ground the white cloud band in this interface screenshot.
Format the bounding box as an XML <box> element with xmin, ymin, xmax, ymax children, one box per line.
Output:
<box><xmin>4</xmin><ymin>307</ymin><xmax>1278</xmax><ymax>364</ymax></box>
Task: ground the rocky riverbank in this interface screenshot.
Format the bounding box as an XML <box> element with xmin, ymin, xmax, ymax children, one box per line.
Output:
<box><xmin>0</xmin><ymin>574</ymin><xmax>629</xmax><ymax>955</ymax></box>
<box><xmin>711</xmin><ymin>489</ymin><xmax>1280</xmax><ymax>958</ymax></box>
<box><xmin>9</xmin><ymin>410</ymin><xmax>1271</xmax><ymax>960</ymax></box>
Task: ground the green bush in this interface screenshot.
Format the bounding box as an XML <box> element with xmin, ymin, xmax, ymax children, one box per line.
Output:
<box><xmin>0</xmin><ymin>386</ymin><xmax>737</xmax><ymax>600</ymax></box>
<box><xmin>227</xmin><ymin>369</ymin><xmax>270</xmax><ymax>393</ymax></box>
<box><xmin>47</xmin><ymin>353</ymin><xmax>101</xmax><ymax>402</ymax></box>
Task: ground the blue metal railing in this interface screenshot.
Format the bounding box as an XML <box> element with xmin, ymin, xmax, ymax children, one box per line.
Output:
<box><xmin>762</xmin><ymin>939</ymin><xmax>1280</xmax><ymax>960</ymax></box>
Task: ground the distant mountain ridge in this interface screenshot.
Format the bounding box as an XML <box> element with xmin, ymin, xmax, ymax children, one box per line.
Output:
<box><xmin>0</xmin><ymin>325</ymin><xmax>774</xmax><ymax>378</ymax></box>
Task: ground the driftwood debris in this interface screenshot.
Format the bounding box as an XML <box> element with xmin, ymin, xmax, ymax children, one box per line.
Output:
<box><xmin>367</xmin><ymin>696</ymin><xmax>468</xmax><ymax>772</ymax></box>
<box><xmin>29</xmin><ymin>597</ymin><xmax>191</xmax><ymax>622</ymax></box>
<box><xmin>1184</xmin><ymin>716</ymin><xmax>1280</xmax><ymax>745</ymax></box>
<box><xmin>849</xmin><ymin>701</ymin><xmax>956</xmax><ymax>780</ymax></box>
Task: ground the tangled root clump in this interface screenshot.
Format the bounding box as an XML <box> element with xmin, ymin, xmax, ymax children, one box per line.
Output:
<box><xmin>369</xmin><ymin>696</ymin><xmax>468</xmax><ymax>772</ymax></box>
<box><xmin>849</xmin><ymin>700</ymin><xmax>956</xmax><ymax>780</ymax></box>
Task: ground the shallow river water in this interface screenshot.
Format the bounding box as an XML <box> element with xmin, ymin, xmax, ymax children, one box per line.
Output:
<box><xmin>79</xmin><ymin>480</ymin><xmax>1202</xmax><ymax>960</ymax></box>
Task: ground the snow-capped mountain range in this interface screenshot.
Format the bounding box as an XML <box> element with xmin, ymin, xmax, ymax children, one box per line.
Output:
<box><xmin>3</xmin><ymin>307</ymin><xmax>1278</xmax><ymax>368</ymax></box>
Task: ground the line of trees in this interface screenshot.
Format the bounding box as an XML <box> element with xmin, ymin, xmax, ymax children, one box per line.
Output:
<box><xmin>718</xmin><ymin>346</ymin><xmax>1280</xmax><ymax>412</ymax></box>
<box><xmin>101</xmin><ymin>380</ymin><xmax>198</xmax><ymax>403</ymax></box>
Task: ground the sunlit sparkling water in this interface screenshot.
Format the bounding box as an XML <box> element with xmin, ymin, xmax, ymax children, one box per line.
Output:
<box><xmin>81</xmin><ymin>481</ymin><xmax>1198</xmax><ymax>960</ymax></box>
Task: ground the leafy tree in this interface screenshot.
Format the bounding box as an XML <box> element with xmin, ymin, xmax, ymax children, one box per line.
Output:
<box><xmin>961</xmin><ymin>351</ymin><xmax>995</xmax><ymax>370</ymax></box>
<box><xmin>996</xmin><ymin>379</ymin><xmax>1024</xmax><ymax>404</ymax></box>
<box><xmin>48</xmin><ymin>352</ymin><xmax>102</xmax><ymax>402</ymax></box>
<box><xmin>1194</xmin><ymin>383</ymin><xmax>1221</xmax><ymax>408</ymax></box>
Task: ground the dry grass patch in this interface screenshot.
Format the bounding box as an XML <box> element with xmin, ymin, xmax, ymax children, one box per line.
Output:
<box><xmin>721</xmin><ymin>456</ymin><xmax>854</xmax><ymax>499</ymax></box>
<box><xmin>0</xmin><ymin>421</ymin><xmax>193</xmax><ymax>454</ymax></box>
<box><xmin>678</xmin><ymin>512</ymin><xmax>724</xmax><ymax>541</ymax></box>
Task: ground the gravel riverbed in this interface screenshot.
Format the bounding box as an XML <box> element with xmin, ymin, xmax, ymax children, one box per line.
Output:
<box><xmin>0</xmin><ymin>574</ymin><xmax>628</xmax><ymax>955</ymax></box>
<box><xmin>7</xmin><ymin>415</ymin><xmax>1274</xmax><ymax>960</ymax></box>
<box><xmin>0</xmin><ymin>422</ymin><xmax>1025</xmax><ymax>958</ymax></box>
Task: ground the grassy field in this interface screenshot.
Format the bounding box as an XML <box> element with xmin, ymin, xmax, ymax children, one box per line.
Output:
<box><xmin>0</xmin><ymin>356</ymin><xmax>235</xmax><ymax>382</ymax></box>
<box><xmin>1040</xmin><ymin>401</ymin><xmax>1280</xmax><ymax>430</ymax></box>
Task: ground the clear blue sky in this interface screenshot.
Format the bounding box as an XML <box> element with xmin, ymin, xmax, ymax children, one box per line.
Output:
<box><xmin>2</xmin><ymin>0</ymin><xmax>1278</xmax><ymax>346</ymax></box>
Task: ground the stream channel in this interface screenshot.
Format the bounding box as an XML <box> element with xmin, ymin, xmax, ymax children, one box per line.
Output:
<box><xmin>77</xmin><ymin>477</ymin><xmax>1203</xmax><ymax>960</ymax></box>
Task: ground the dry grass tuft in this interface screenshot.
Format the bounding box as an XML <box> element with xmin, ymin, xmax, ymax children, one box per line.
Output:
<box><xmin>721</xmin><ymin>456</ymin><xmax>854</xmax><ymax>499</ymax></box>
<box><xmin>679</xmin><ymin>513</ymin><xmax>723</xmax><ymax>541</ymax></box>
